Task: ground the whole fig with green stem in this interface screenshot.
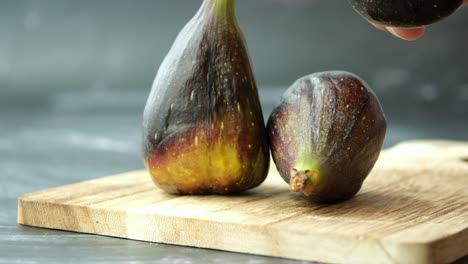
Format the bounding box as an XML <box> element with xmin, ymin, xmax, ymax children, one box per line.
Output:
<box><xmin>267</xmin><ymin>71</ymin><xmax>387</xmax><ymax>203</ymax></box>
<box><xmin>142</xmin><ymin>0</ymin><xmax>269</xmax><ymax>195</ymax></box>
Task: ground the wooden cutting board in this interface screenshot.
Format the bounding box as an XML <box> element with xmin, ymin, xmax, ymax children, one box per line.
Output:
<box><xmin>18</xmin><ymin>140</ymin><xmax>468</xmax><ymax>264</ymax></box>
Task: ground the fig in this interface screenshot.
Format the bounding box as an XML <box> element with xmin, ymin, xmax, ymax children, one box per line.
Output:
<box><xmin>142</xmin><ymin>0</ymin><xmax>269</xmax><ymax>195</ymax></box>
<box><xmin>350</xmin><ymin>0</ymin><xmax>464</xmax><ymax>27</ymax></box>
<box><xmin>267</xmin><ymin>71</ymin><xmax>387</xmax><ymax>203</ymax></box>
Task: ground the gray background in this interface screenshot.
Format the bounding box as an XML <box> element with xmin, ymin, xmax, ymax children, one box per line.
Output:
<box><xmin>1</xmin><ymin>0</ymin><xmax>467</xmax><ymax>263</ymax></box>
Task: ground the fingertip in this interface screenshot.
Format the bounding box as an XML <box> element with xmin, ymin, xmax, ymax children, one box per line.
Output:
<box><xmin>386</xmin><ymin>27</ymin><xmax>426</xmax><ymax>41</ymax></box>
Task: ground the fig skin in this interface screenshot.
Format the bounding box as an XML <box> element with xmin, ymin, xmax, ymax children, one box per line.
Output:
<box><xmin>267</xmin><ymin>71</ymin><xmax>387</xmax><ymax>203</ymax></box>
<box><xmin>142</xmin><ymin>0</ymin><xmax>269</xmax><ymax>195</ymax></box>
<box><xmin>350</xmin><ymin>0</ymin><xmax>464</xmax><ymax>27</ymax></box>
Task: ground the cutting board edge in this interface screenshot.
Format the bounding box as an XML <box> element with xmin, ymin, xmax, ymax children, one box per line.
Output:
<box><xmin>17</xmin><ymin>197</ymin><xmax>467</xmax><ymax>264</ymax></box>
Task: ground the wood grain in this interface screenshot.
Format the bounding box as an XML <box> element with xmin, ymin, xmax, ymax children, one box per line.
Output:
<box><xmin>18</xmin><ymin>140</ymin><xmax>468</xmax><ymax>264</ymax></box>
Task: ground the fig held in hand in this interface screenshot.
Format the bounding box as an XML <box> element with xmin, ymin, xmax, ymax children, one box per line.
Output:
<box><xmin>350</xmin><ymin>0</ymin><xmax>464</xmax><ymax>27</ymax></box>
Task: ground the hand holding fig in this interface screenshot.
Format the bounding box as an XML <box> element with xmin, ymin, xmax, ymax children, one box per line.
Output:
<box><xmin>350</xmin><ymin>0</ymin><xmax>467</xmax><ymax>40</ymax></box>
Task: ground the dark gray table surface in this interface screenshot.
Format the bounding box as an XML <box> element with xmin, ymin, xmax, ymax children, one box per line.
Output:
<box><xmin>1</xmin><ymin>89</ymin><xmax>467</xmax><ymax>264</ymax></box>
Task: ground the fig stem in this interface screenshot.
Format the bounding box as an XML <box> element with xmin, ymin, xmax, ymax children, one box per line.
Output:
<box><xmin>290</xmin><ymin>169</ymin><xmax>318</xmax><ymax>194</ymax></box>
<box><xmin>290</xmin><ymin>174</ymin><xmax>308</xmax><ymax>193</ymax></box>
<box><xmin>206</xmin><ymin>0</ymin><xmax>235</xmax><ymax>17</ymax></box>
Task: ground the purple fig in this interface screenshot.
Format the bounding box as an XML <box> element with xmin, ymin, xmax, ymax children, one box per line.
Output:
<box><xmin>267</xmin><ymin>71</ymin><xmax>387</xmax><ymax>203</ymax></box>
<box><xmin>350</xmin><ymin>0</ymin><xmax>464</xmax><ymax>27</ymax></box>
<box><xmin>142</xmin><ymin>0</ymin><xmax>269</xmax><ymax>195</ymax></box>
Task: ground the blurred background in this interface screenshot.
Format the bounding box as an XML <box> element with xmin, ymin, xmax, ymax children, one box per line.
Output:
<box><xmin>0</xmin><ymin>1</ymin><xmax>467</xmax><ymax>262</ymax></box>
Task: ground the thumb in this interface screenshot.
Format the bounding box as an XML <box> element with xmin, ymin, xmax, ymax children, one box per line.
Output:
<box><xmin>371</xmin><ymin>22</ymin><xmax>426</xmax><ymax>41</ymax></box>
<box><xmin>386</xmin><ymin>27</ymin><xmax>426</xmax><ymax>41</ymax></box>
